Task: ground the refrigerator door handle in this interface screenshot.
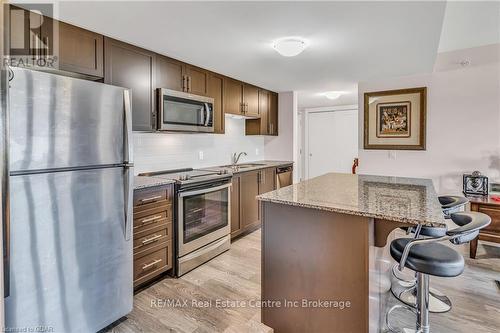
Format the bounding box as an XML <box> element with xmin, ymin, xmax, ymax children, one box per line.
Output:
<box><xmin>2</xmin><ymin>65</ymin><xmax>11</xmax><ymax>297</ymax></box>
<box><xmin>124</xmin><ymin>165</ymin><xmax>134</xmax><ymax>241</ymax></box>
<box><xmin>123</xmin><ymin>89</ymin><xmax>134</xmax><ymax>165</ymax></box>
<box><xmin>123</xmin><ymin>89</ymin><xmax>134</xmax><ymax>241</ymax></box>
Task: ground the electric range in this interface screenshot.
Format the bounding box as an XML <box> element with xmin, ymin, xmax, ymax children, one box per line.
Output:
<box><xmin>139</xmin><ymin>168</ymin><xmax>232</xmax><ymax>276</ymax></box>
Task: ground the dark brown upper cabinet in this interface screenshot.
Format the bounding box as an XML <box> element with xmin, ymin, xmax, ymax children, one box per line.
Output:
<box><xmin>185</xmin><ymin>64</ymin><xmax>208</xmax><ymax>96</ymax></box>
<box><xmin>8</xmin><ymin>6</ymin><xmax>103</xmax><ymax>78</ymax></box>
<box><xmin>207</xmin><ymin>72</ymin><xmax>225</xmax><ymax>134</ymax></box>
<box><xmin>224</xmin><ymin>79</ymin><xmax>262</xmax><ymax>118</ymax></box>
<box><xmin>8</xmin><ymin>6</ymin><xmax>50</xmax><ymax>66</ymax></box>
<box><xmin>246</xmin><ymin>89</ymin><xmax>278</xmax><ymax>136</ymax></box>
<box><xmin>104</xmin><ymin>37</ymin><xmax>156</xmax><ymax>131</ymax></box>
<box><xmin>156</xmin><ymin>55</ymin><xmax>184</xmax><ymax>92</ymax></box>
<box><xmin>243</xmin><ymin>84</ymin><xmax>259</xmax><ymax>117</ymax></box>
<box><xmin>269</xmin><ymin>92</ymin><xmax>278</xmax><ymax>136</ymax></box>
<box><xmin>224</xmin><ymin>77</ymin><xmax>244</xmax><ymax>115</ymax></box>
<box><xmin>58</xmin><ymin>21</ymin><xmax>103</xmax><ymax>77</ymax></box>
<box><xmin>156</xmin><ymin>57</ymin><xmax>208</xmax><ymax>96</ymax></box>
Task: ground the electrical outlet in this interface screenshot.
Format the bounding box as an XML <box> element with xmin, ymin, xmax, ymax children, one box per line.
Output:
<box><xmin>198</xmin><ymin>151</ymin><xmax>204</xmax><ymax>160</ymax></box>
<box><xmin>388</xmin><ymin>151</ymin><xmax>396</xmax><ymax>160</ymax></box>
<box><xmin>255</xmin><ymin>148</ymin><xmax>259</xmax><ymax>156</ymax></box>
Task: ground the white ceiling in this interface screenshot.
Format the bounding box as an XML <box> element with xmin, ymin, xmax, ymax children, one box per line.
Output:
<box><xmin>438</xmin><ymin>1</ymin><xmax>500</xmax><ymax>53</ymax></box>
<box><xmin>34</xmin><ymin>1</ymin><xmax>448</xmax><ymax>108</ymax></box>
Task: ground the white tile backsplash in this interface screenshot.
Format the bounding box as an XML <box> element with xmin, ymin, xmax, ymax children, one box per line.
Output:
<box><xmin>133</xmin><ymin>116</ymin><xmax>265</xmax><ymax>174</ymax></box>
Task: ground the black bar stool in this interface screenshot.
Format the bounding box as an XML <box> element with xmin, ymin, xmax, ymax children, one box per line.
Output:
<box><xmin>438</xmin><ymin>195</ymin><xmax>468</xmax><ymax>218</ymax></box>
<box><xmin>386</xmin><ymin>212</ymin><xmax>491</xmax><ymax>333</ymax></box>
<box><xmin>391</xmin><ymin>196</ymin><xmax>469</xmax><ymax>313</ymax></box>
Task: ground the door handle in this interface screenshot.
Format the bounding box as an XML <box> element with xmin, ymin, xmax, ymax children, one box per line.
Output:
<box><xmin>139</xmin><ymin>195</ymin><xmax>162</xmax><ymax>204</ymax></box>
<box><xmin>138</xmin><ymin>215</ymin><xmax>163</xmax><ymax>226</ymax></box>
<box><xmin>124</xmin><ymin>165</ymin><xmax>134</xmax><ymax>241</ymax></box>
<box><xmin>142</xmin><ymin>234</ymin><xmax>163</xmax><ymax>245</ymax></box>
<box><xmin>142</xmin><ymin>259</ymin><xmax>162</xmax><ymax>271</ymax></box>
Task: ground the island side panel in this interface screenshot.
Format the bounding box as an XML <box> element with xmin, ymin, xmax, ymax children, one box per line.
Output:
<box><xmin>261</xmin><ymin>201</ymin><xmax>370</xmax><ymax>333</ymax></box>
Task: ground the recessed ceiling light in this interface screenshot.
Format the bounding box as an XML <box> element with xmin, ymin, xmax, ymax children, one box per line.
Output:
<box><xmin>272</xmin><ymin>37</ymin><xmax>308</xmax><ymax>57</ymax></box>
<box><xmin>320</xmin><ymin>91</ymin><xmax>345</xmax><ymax>100</ymax></box>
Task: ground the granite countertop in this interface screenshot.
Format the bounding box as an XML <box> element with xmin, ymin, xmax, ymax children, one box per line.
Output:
<box><xmin>258</xmin><ymin>173</ymin><xmax>446</xmax><ymax>227</ymax></box>
<box><xmin>134</xmin><ymin>160</ymin><xmax>293</xmax><ymax>190</ymax></box>
<box><xmin>134</xmin><ymin>176</ymin><xmax>175</xmax><ymax>190</ymax></box>
<box><xmin>201</xmin><ymin>160</ymin><xmax>293</xmax><ymax>174</ymax></box>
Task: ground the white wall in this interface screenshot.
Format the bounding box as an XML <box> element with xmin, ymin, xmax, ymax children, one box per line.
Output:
<box><xmin>264</xmin><ymin>91</ymin><xmax>299</xmax><ymax>181</ymax></box>
<box><xmin>134</xmin><ymin>116</ymin><xmax>264</xmax><ymax>175</ymax></box>
<box><xmin>358</xmin><ymin>46</ymin><xmax>500</xmax><ymax>195</ymax></box>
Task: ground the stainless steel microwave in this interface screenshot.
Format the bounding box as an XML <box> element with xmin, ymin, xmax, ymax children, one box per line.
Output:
<box><xmin>157</xmin><ymin>88</ymin><xmax>214</xmax><ymax>133</ymax></box>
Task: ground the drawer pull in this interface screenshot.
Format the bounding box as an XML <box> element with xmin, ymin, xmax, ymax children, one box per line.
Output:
<box><xmin>140</xmin><ymin>195</ymin><xmax>162</xmax><ymax>204</ymax></box>
<box><xmin>142</xmin><ymin>234</ymin><xmax>162</xmax><ymax>245</ymax></box>
<box><xmin>142</xmin><ymin>259</ymin><xmax>162</xmax><ymax>271</ymax></box>
<box><xmin>140</xmin><ymin>215</ymin><xmax>163</xmax><ymax>225</ymax></box>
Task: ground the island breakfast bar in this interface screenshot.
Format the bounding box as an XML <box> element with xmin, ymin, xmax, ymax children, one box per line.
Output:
<box><xmin>257</xmin><ymin>173</ymin><xmax>447</xmax><ymax>333</ymax></box>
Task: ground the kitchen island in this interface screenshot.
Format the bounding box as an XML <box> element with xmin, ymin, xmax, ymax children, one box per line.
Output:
<box><xmin>257</xmin><ymin>173</ymin><xmax>446</xmax><ymax>333</ymax></box>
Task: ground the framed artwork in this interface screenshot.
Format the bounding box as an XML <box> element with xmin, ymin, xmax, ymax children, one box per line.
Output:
<box><xmin>364</xmin><ymin>87</ymin><xmax>426</xmax><ymax>150</ymax></box>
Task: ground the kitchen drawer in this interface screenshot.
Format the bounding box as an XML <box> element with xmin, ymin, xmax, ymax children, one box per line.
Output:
<box><xmin>133</xmin><ymin>209</ymin><xmax>172</xmax><ymax>233</ymax></box>
<box><xmin>133</xmin><ymin>224</ymin><xmax>172</xmax><ymax>256</ymax></box>
<box><xmin>133</xmin><ymin>241</ymin><xmax>172</xmax><ymax>287</ymax></box>
<box><xmin>478</xmin><ymin>206</ymin><xmax>500</xmax><ymax>233</ymax></box>
<box><xmin>134</xmin><ymin>186</ymin><xmax>173</xmax><ymax>210</ymax></box>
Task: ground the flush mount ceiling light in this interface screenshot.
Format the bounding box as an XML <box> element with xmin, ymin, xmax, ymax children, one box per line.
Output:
<box><xmin>320</xmin><ymin>91</ymin><xmax>345</xmax><ymax>100</ymax></box>
<box><xmin>272</xmin><ymin>37</ymin><xmax>308</xmax><ymax>57</ymax></box>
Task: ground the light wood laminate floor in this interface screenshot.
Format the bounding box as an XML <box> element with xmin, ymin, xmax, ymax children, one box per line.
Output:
<box><xmin>107</xmin><ymin>229</ymin><xmax>500</xmax><ymax>333</ymax></box>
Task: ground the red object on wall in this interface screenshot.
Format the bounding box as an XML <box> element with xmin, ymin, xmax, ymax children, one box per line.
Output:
<box><xmin>491</xmin><ymin>196</ymin><xmax>500</xmax><ymax>202</ymax></box>
<box><xmin>352</xmin><ymin>158</ymin><xmax>359</xmax><ymax>174</ymax></box>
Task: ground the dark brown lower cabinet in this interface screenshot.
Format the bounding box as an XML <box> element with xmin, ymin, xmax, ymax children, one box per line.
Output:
<box><xmin>259</xmin><ymin>167</ymin><xmax>276</xmax><ymax>195</ymax></box>
<box><xmin>133</xmin><ymin>184</ymin><xmax>173</xmax><ymax>288</ymax></box>
<box><xmin>231</xmin><ymin>168</ymin><xmax>277</xmax><ymax>239</ymax></box>
<box><xmin>240</xmin><ymin>170</ymin><xmax>260</xmax><ymax>230</ymax></box>
<box><xmin>230</xmin><ymin>175</ymin><xmax>241</xmax><ymax>236</ymax></box>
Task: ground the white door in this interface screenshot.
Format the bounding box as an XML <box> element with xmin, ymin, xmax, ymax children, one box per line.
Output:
<box><xmin>307</xmin><ymin>109</ymin><xmax>358</xmax><ymax>179</ymax></box>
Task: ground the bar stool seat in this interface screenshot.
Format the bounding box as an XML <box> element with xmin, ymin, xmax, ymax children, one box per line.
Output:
<box><xmin>390</xmin><ymin>238</ymin><xmax>464</xmax><ymax>277</ymax></box>
<box><xmin>438</xmin><ymin>196</ymin><xmax>468</xmax><ymax>209</ymax></box>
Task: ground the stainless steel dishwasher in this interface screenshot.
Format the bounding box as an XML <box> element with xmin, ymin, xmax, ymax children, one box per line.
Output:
<box><xmin>276</xmin><ymin>165</ymin><xmax>293</xmax><ymax>189</ymax></box>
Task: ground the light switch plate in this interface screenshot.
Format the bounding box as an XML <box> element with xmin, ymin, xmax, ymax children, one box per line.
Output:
<box><xmin>198</xmin><ymin>151</ymin><xmax>204</xmax><ymax>160</ymax></box>
<box><xmin>255</xmin><ymin>148</ymin><xmax>259</xmax><ymax>156</ymax></box>
<box><xmin>388</xmin><ymin>151</ymin><xmax>397</xmax><ymax>160</ymax></box>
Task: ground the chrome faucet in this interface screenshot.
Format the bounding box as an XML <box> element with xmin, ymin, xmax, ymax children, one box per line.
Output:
<box><xmin>232</xmin><ymin>152</ymin><xmax>247</xmax><ymax>165</ymax></box>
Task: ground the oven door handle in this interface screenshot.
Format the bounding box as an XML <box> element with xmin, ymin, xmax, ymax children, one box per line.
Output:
<box><xmin>179</xmin><ymin>183</ymin><xmax>232</xmax><ymax>198</ymax></box>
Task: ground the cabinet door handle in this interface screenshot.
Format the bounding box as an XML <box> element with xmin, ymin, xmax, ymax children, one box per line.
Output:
<box><xmin>43</xmin><ymin>36</ymin><xmax>49</xmax><ymax>57</ymax></box>
<box><xmin>182</xmin><ymin>76</ymin><xmax>186</xmax><ymax>92</ymax></box>
<box><xmin>142</xmin><ymin>259</ymin><xmax>162</xmax><ymax>271</ymax></box>
<box><xmin>142</xmin><ymin>234</ymin><xmax>163</xmax><ymax>245</ymax></box>
<box><xmin>139</xmin><ymin>195</ymin><xmax>162</xmax><ymax>204</ymax></box>
<box><xmin>139</xmin><ymin>215</ymin><xmax>163</xmax><ymax>226</ymax></box>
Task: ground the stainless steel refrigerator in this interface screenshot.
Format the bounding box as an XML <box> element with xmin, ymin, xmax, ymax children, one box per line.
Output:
<box><xmin>3</xmin><ymin>67</ymin><xmax>134</xmax><ymax>332</ymax></box>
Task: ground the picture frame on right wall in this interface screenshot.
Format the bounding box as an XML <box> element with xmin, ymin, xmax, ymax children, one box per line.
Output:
<box><xmin>364</xmin><ymin>87</ymin><xmax>427</xmax><ymax>150</ymax></box>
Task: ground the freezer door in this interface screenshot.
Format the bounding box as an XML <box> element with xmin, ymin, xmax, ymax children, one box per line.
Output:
<box><xmin>5</xmin><ymin>167</ymin><xmax>133</xmax><ymax>332</ymax></box>
<box><xmin>9</xmin><ymin>67</ymin><xmax>127</xmax><ymax>172</ymax></box>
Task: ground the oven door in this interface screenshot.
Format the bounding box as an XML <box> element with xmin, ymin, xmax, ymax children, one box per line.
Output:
<box><xmin>178</xmin><ymin>182</ymin><xmax>231</xmax><ymax>256</ymax></box>
<box><xmin>158</xmin><ymin>88</ymin><xmax>214</xmax><ymax>133</ymax></box>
